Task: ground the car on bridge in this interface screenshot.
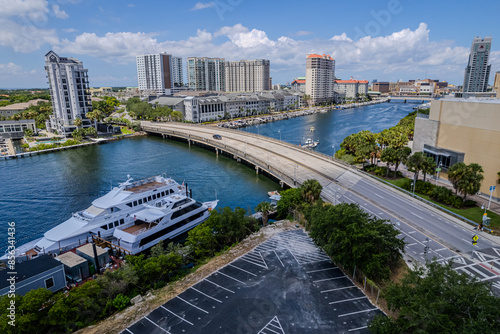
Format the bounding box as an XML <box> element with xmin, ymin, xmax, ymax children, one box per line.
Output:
<box><xmin>213</xmin><ymin>134</ymin><xmax>222</xmax><ymax>140</ymax></box>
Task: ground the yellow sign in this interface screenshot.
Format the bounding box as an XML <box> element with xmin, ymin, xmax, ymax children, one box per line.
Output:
<box><xmin>472</xmin><ymin>235</ymin><xmax>479</xmax><ymax>242</ymax></box>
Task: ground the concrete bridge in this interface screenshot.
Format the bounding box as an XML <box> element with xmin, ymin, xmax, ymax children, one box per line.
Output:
<box><xmin>387</xmin><ymin>96</ymin><xmax>436</xmax><ymax>103</ymax></box>
<box><xmin>141</xmin><ymin>121</ymin><xmax>500</xmax><ymax>289</ymax></box>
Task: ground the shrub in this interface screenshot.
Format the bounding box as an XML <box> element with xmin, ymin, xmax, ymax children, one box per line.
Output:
<box><xmin>374</xmin><ymin>166</ymin><xmax>388</xmax><ymax>176</ymax></box>
<box><xmin>112</xmin><ymin>294</ymin><xmax>130</xmax><ymax>311</ymax></box>
<box><xmin>463</xmin><ymin>200</ymin><xmax>477</xmax><ymax>207</ymax></box>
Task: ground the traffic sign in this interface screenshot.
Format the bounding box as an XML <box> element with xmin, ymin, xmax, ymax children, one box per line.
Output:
<box><xmin>472</xmin><ymin>234</ymin><xmax>478</xmax><ymax>245</ymax></box>
<box><xmin>436</xmin><ymin>167</ymin><xmax>441</xmax><ymax>172</ymax></box>
<box><xmin>490</xmin><ymin>186</ymin><xmax>496</xmax><ymax>192</ymax></box>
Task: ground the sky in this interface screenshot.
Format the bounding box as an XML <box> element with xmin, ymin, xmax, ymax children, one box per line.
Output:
<box><xmin>1</xmin><ymin>0</ymin><xmax>500</xmax><ymax>88</ymax></box>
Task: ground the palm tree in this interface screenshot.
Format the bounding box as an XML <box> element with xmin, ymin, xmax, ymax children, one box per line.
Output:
<box><xmin>449</xmin><ymin>163</ymin><xmax>484</xmax><ymax>201</ymax></box>
<box><xmin>74</xmin><ymin>117</ymin><xmax>82</xmax><ymax>129</ymax></box>
<box><xmin>448</xmin><ymin>162</ymin><xmax>467</xmax><ymax>195</ymax></box>
<box><xmin>406</xmin><ymin>152</ymin><xmax>427</xmax><ymax>183</ymax></box>
<box><xmin>421</xmin><ymin>156</ymin><xmax>436</xmax><ymax>182</ymax></box>
<box><xmin>300</xmin><ymin>179</ymin><xmax>323</xmax><ymax>203</ymax></box>
<box><xmin>255</xmin><ymin>202</ymin><xmax>272</xmax><ymax>226</ymax></box>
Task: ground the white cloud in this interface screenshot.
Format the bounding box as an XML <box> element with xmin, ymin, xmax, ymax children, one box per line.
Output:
<box><xmin>295</xmin><ymin>31</ymin><xmax>312</xmax><ymax>37</ymax></box>
<box><xmin>52</xmin><ymin>5</ymin><xmax>69</xmax><ymax>19</ymax></box>
<box><xmin>64</xmin><ymin>28</ymin><xmax>77</xmax><ymax>33</ymax></box>
<box><xmin>0</xmin><ymin>62</ymin><xmax>24</xmax><ymax>75</ymax></box>
<box><xmin>0</xmin><ymin>17</ymin><xmax>58</xmax><ymax>52</ymax></box>
<box><xmin>0</xmin><ymin>0</ymin><xmax>49</xmax><ymax>20</ymax></box>
<box><xmin>330</xmin><ymin>33</ymin><xmax>352</xmax><ymax>42</ymax></box>
<box><xmin>191</xmin><ymin>2</ymin><xmax>214</xmax><ymax>11</ymax></box>
<box><xmin>54</xmin><ymin>23</ymin><xmax>474</xmax><ymax>83</ymax></box>
<box><xmin>127</xmin><ymin>4</ymin><xmax>135</xmax><ymax>8</ymax></box>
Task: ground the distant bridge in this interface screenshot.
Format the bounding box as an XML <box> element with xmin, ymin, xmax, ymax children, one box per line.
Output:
<box><xmin>387</xmin><ymin>96</ymin><xmax>437</xmax><ymax>103</ymax></box>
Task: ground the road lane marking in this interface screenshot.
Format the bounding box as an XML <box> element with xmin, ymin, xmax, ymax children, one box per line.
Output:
<box><xmin>205</xmin><ymin>279</ymin><xmax>235</xmax><ymax>293</ymax></box>
<box><xmin>313</xmin><ymin>276</ymin><xmax>347</xmax><ymax>283</ymax></box>
<box><xmin>217</xmin><ymin>271</ymin><xmax>247</xmax><ymax>285</ymax></box>
<box><xmin>338</xmin><ymin>308</ymin><xmax>378</xmax><ymax>317</ymax></box>
<box><xmin>229</xmin><ymin>264</ymin><xmax>257</xmax><ymax>276</ymax></box>
<box><xmin>321</xmin><ymin>286</ymin><xmax>355</xmax><ymax>293</ymax></box>
<box><xmin>349</xmin><ymin>326</ymin><xmax>368</xmax><ymax>332</ymax></box>
<box><xmin>144</xmin><ymin>316</ymin><xmax>171</xmax><ymax>333</ymax></box>
<box><xmin>161</xmin><ymin>305</ymin><xmax>196</xmax><ymax>324</ymax></box>
<box><xmin>328</xmin><ymin>296</ymin><xmax>366</xmax><ymax>305</ymax></box>
<box><xmin>274</xmin><ymin>250</ymin><xmax>285</xmax><ymax>267</ymax></box>
<box><xmin>306</xmin><ymin>267</ymin><xmax>338</xmax><ymax>274</ymax></box>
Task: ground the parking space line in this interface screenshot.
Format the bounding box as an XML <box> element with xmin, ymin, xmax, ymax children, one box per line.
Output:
<box><xmin>338</xmin><ymin>308</ymin><xmax>379</xmax><ymax>318</ymax></box>
<box><xmin>348</xmin><ymin>325</ymin><xmax>368</xmax><ymax>332</ymax></box>
<box><xmin>144</xmin><ymin>316</ymin><xmax>171</xmax><ymax>333</ymax></box>
<box><xmin>314</xmin><ymin>276</ymin><xmax>347</xmax><ymax>283</ymax></box>
<box><xmin>205</xmin><ymin>279</ymin><xmax>235</xmax><ymax>293</ymax></box>
<box><xmin>124</xmin><ymin>329</ymin><xmax>134</xmax><ymax>334</ymax></box>
<box><xmin>307</xmin><ymin>267</ymin><xmax>338</xmax><ymax>274</ymax></box>
<box><xmin>321</xmin><ymin>286</ymin><xmax>355</xmax><ymax>293</ymax></box>
<box><xmin>240</xmin><ymin>257</ymin><xmax>266</xmax><ymax>268</ymax></box>
<box><xmin>229</xmin><ymin>264</ymin><xmax>257</xmax><ymax>276</ymax></box>
<box><xmin>217</xmin><ymin>271</ymin><xmax>247</xmax><ymax>285</ymax></box>
<box><xmin>328</xmin><ymin>296</ymin><xmax>366</xmax><ymax>305</ymax></box>
<box><xmin>190</xmin><ymin>287</ymin><xmax>222</xmax><ymax>303</ymax></box>
<box><xmin>160</xmin><ymin>305</ymin><xmax>196</xmax><ymax>324</ymax></box>
<box><xmin>175</xmin><ymin>296</ymin><xmax>208</xmax><ymax>315</ymax></box>
<box><xmin>274</xmin><ymin>250</ymin><xmax>285</xmax><ymax>267</ymax></box>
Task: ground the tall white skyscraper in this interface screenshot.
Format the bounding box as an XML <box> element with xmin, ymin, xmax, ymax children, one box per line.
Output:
<box><xmin>136</xmin><ymin>53</ymin><xmax>183</xmax><ymax>95</ymax></box>
<box><xmin>463</xmin><ymin>36</ymin><xmax>492</xmax><ymax>93</ymax></box>
<box><xmin>225</xmin><ymin>59</ymin><xmax>270</xmax><ymax>92</ymax></box>
<box><xmin>187</xmin><ymin>57</ymin><xmax>225</xmax><ymax>91</ymax></box>
<box><xmin>305</xmin><ymin>53</ymin><xmax>335</xmax><ymax>105</ymax></box>
<box><xmin>44</xmin><ymin>50</ymin><xmax>93</xmax><ymax>135</ymax></box>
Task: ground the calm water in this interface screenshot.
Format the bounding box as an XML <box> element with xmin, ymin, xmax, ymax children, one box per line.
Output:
<box><xmin>241</xmin><ymin>102</ymin><xmax>416</xmax><ymax>155</ymax></box>
<box><xmin>0</xmin><ymin>102</ymin><xmax>416</xmax><ymax>253</ymax></box>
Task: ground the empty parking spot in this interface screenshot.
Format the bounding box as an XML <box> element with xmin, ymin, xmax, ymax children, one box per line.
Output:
<box><xmin>229</xmin><ymin>264</ymin><xmax>257</xmax><ymax>276</ymax></box>
<box><xmin>314</xmin><ymin>276</ymin><xmax>348</xmax><ymax>283</ymax></box>
<box><xmin>274</xmin><ymin>250</ymin><xmax>285</xmax><ymax>267</ymax></box>
<box><xmin>307</xmin><ymin>267</ymin><xmax>338</xmax><ymax>274</ymax></box>
<box><xmin>328</xmin><ymin>296</ymin><xmax>366</xmax><ymax>305</ymax></box>
<box><xmin>338</xmin><ymin>308</ymin><xmax>379</xmax><ymax>318</ymax></box>
<box><xmin>216</xmin><ymin>271</ymin><xmax>247</xmax><ymax>285</ymax></box>
<box><xmin>205</xmin><ymin>278</ymin><xmax>235</xmax><ymax>293</ymax></box>
<box><xmin>175</xmin><ymin>297</ymin><xmax>208</xmax><ymax>315</ymax></box>
<box><xmin>145</xmin><ymin>316</ymin><xmax>170</xmax><ymax>333</ymax></box>
<box><xmin>321</xmin><ymin>286</ymin><xmax>355</xmax><ymax>293</ymax></box>
<box><xmin>190</xmin><ymin>287</ymin><xmax>222</xmax><ymax>303</ymax></box>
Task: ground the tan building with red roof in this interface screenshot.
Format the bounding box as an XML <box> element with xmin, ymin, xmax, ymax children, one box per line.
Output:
<box><xmin>334</xmin><ymin>78</ymin><xmax>369</xmax><ymax>99</ymax></box>
<box><xmin>305</xmin><ymin>53</ymin><xmax>335</xmax><ymax>105</ymax></box>
<box><xmin>291</xmin><ymin>76</ymin><xmax>306</xmax><ymax>93</ymax></box>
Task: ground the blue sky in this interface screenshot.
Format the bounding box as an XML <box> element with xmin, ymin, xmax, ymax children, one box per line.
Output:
<box><xmin>1</xmin><ymin>0</ymin><xmax>499</xmax><ymax>88</ymax></box>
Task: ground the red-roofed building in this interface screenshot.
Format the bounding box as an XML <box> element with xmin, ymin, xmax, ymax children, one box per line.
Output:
<box><xmin>334</xmin><ymin>78</ymin><xmax>369</xmax><ymax>99</ymax></box>
<box><xmin>291</xmin><ymin>76</ymin><xmax>306</xmax><ymax>93</ymax></box>
<box><xmin>306</xmin><ymin>53</ymin><xmax>335</xmax><ymax>105</ymax></box>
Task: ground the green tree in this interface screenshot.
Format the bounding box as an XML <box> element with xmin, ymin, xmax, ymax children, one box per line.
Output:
<box><xmin>380</xmin><ymin>147</ymin><xmax>399</xmax><ymax>177</ymax></box>
<box><xmin>369</xmin><ymin>261</ymin><xmax>500</xmax><ymax>334</ymax></box>
<box><xmin>300</xmin><ymin>179</ymin><xmax>323</xmax><ymax>204</ymax></box>
<box><xmin>256</xmin><ymin>201</ymin><xmax>272</xmax><ymax>226</ymax></box>
<box><xmin>186</xmin><ymin>223</ymin><xmax>217</xmax><ymax>259</ymax></box>
<box><xmin>394</xmin><ymin>146</ymin><xmax>411</xmax><ymax>173</ymax></box>
<box><xmin>448</xmin><ymin>163</ymin><xmax>484</xmax><ymax>201</ymax></box>
<box><xmin>74</xmin><ymin>117</ymin><xmax>82</xmax><ymax>129</ymax></box>
<box><xmin>406</xmin><ymin>152</ymin><xmax>427</xmax><ymax>183</ymax></box>
<box><xmin>307</xmin><ymin>202</ymin><xmax>405</xmax><ymax>280</ymax></box>
<box><xmin>276</xmin><ymin>187</ymin><xmax>302</xmax><ymax>219</ymax></box>
<box><xmin>421</xmin><ymin>156</ymin><xmax>436</xmax><ymax>182</ymax></box>
<box><xmin>170</xmin><ymin>110</ymin><xmax>183</xmax><ymax>121</ymax></box>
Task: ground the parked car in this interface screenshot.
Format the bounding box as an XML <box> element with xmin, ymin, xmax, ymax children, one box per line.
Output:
<box><xmin>213</xmin><ymin>134</ymin><xmax>222</xmax><ymax>140</ymax></box>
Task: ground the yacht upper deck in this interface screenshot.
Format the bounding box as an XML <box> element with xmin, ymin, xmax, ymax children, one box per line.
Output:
<box><xmin>126</xmin><ymin>181</ymin><xmax>165</xmax><ymax>194</ymax></box>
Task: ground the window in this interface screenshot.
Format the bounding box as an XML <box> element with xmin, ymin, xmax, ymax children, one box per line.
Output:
<box><xmin>138</xmin><ymin>199</ymin><xmax>143</xmax><ymax>205</ymax></box>
<box><xmin>126</xmin><ymin>202</ymin><xmax>132</xmax><ymax>207</ymax></box>
<box><xmin>45</xmin><ymin>277</ymin><xmax>54</xmax><ymax>289</ymax></box>
<box><xmin>148</xmin><ymin>196</ymin><xmax>152</xmax><ymax>201</ymax></box>
<box><xmin>114</xmin><ymin>221</ymin><xmax>119</xmax><ymax>227</ymax></box>
<box><xmin>133</xmin><ymin>200</ymin><xmax>138</xmax><ymax>206</ymax></box>
<box><xmin>120</xmin><ymin>218</ymin><xmax>125</xmax><ymax>225</ymax></box>
<box><xmin>143</xmin><ymin>197</ymin><xmax>147</xmax><ymax>203</ymax></box>
<box><xmin>101</xmin><ymin>224</ymin><xmax>108</xmax><ymax>230</ymax></box>
<box><xmin>153</xmin><ymin>194</ymin><xmax>157</xmax><ymax>200</ymax></box>
<box><xmin>108</xmin><ymin>223</ymin><xmax>113</xmax><ymax>229</ymax></box>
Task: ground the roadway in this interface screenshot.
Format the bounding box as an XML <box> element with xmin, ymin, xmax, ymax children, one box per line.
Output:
<box><xmin>141</xmin><ymin>121</ymin><xmax>500</xmax><ymax>292</ymax></box>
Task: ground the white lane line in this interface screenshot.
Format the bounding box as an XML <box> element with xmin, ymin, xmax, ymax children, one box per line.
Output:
<box><xmin>229</xmin><ymin>264</ymin><xmax>257</xmax><ymax>276</ymax></box>
<box><xmin>435</xmin><ymin>248</ymin><xmax>447</xmax><ymax>252</ymax></box>
<box><xmin>328</xmin><ymin>296</ymin><xmax>366</xmax><ymax>305</ymax></box>
<box><xmin>321</xmin><ymin>286</ymin><xmax>355</xmax><ymax>293</ymax></box>
<box><xmin>240</xmin><ymin>258</ymin><xmax>265</xmax><ymax>268</ymax></box>
<box><xmin>410</xmin><ymin>212</ymin><xmax>424</xmax><ymax>219</ymax></box>
<box><xmin>407</xmin><ymin>243</ymin><xmax>417</xmax><ymax>246</ymax></box>
<box><xmin>190</xmin><ymin>287</ymin><xmax>222</xmax><ymax>303</ymax></box>
<box><xmin>217</xmin><ymin>271</ymin><xmax>247</xmax><ymax>285</ymax></box>
<box><xmin>313</xmin><ymin>276</ymin><xmax>347</xmax><ymax>283</ymax></box>
<box><xmin>408</xmin><ymin>231</ymin><xmax>416</xmax><ymax>234</ymax></box>
<box><xmin>161</xmin><ymin>305</ymin><xmax>196</xmax><ymax>324</ymax></box>
<box><xmin>205</xmin><ymin>279</ymin><xmax>235</xmax><ymax>293</ymax></box>
<box><xmin>348</xmin><ymin>326</ymin><xmax>368</xmax><ymax>332</ymax></box>
<box><xmin>144</xmin><ymin>316</ymin><xmax>171</xmax><ymax>333</ymax></box>
<box><xmin>338</xmin><ymin>308</ymin><xmax>379</xmax><ymax>318</ymax></box>
<box><xmin>274</xmin><ymin>250</ymin><xmax>285</xmax><ymax>267</ymax></box>
<box><xmin>374</xmin><ymin>193</ymin><xmax>384</xmax><ymax>199</ymax></box>
<box><xmin>306</xmin><ymin>267</ymin><xmax>338</xmax><ymax>274</ymax></box>
<box><xmin>124</xmin><ymin>329</ymin><xmax>134</xmax><ymax>334</ymax></box>
<box><xmin>175</xmin><ymin>296</ymin><xmax>208</xmax><ymax>315</ymax></box>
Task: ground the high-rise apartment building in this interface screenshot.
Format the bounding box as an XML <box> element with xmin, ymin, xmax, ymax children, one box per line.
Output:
<box><xmin>44</xmin><ymin>50</ymin><xmax>92</xmax><ymax>135</ymax></box>
<box><xmin>136</xmin><ymin>53</ymin><xmax>183</xmax><ymax>95</ymax></box>
<box><xmin>187</xmin><ymin>57</ymin><xmax>225</xmax><ymax>91</ymax></box>
<box><xmin>463</xmin><ymin>36</ymin><xmax>492</xmax><ymax>93</ymax></box>
<box><xmin>305</xmin><ymin>54</ymin><xmax>335</xmax><ymax>105</ymax></box>
<box><xmin>225</xmin><ymin>59</ymin><xmax>270</xmax><ymax>92</ymax></box>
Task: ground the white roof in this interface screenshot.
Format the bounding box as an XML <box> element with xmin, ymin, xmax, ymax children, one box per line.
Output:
<box><xmin>134</xmin><ymin>208</ymin><xmax>166</xmax><ymax>222</ymax></box>
<box><xmin>92</xmin><ymin>187</ymin><xmax>132</xmax><ymax>208</ymax></box>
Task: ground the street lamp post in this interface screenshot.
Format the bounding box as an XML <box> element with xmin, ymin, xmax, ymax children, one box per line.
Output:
<box><xmin>411</xmin><ymin>182</ymin><xmax>415</xmax><ymax>196</ymax></box>
<box><xmin>278</xmin><ymin>130</ymin><xmax>281</xmax><ymax>141</ymax></box>
<box><xmin>332</xmin><ymin>145</ymin><xmax>335</xmax><ymax>159</ymax></box>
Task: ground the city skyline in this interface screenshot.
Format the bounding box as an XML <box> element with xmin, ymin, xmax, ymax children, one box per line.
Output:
<box><xmin>1</xmin><ymin>0</ymin><xmax>500</xmax><ymax>88</ymax></box>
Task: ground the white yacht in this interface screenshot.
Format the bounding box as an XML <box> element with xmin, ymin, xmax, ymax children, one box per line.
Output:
<box><xmin>303</xmin><ymin>138</ymin><xmax>319</xmax><ymax>149</ymax></box>
<box><xmin>113</xmin><ymin>195</ymin><xmax>218</xmax><ymax>254</ymax></box>
<box><xmin>7</xmin><ymin>175</ymin><xmax>187</xmax><ymax>259</ymax></box>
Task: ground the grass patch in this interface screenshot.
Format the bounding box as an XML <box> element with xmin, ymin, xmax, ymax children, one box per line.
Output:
<box><xmin>120</xmin><ymin>126</ymin><xmax>134</xmax><ymax>135</ymax></box>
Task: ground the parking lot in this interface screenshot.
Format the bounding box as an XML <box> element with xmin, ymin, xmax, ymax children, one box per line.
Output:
<box><xmin>123</xmin><ymin>229</ymin><xmax>383</xmax><ymax>333</ymax></box>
